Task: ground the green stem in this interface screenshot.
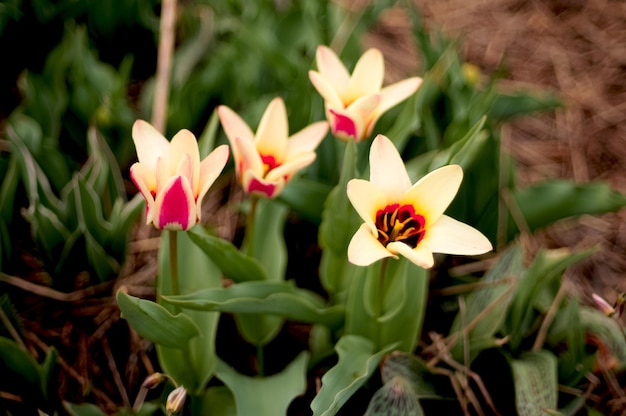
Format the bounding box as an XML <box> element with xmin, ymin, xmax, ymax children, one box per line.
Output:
<box><xmin>243</xmin><ymin>195</ymin><xmax>259</xmax><ymax>257</ymax></box>
<box><xmin>169</xmin><ymin>230</ymin><xmax>180</xmax><ymax>296</ymax></box>
<box><xmin>374</xmin><ymin>258</ymin><xmax>389</xmax><ymax>348</ymax></box>
<box><xmin>256</xmin><ymin>344</ymin><xmax>265</xmax><ymax>377</ymax></box>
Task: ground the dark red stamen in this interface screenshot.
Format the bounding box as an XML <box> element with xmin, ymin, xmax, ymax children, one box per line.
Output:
<box><xmin>375</xmin><ymin>203</ymin><xmax>425</xmax><ymax>248</ymax></box>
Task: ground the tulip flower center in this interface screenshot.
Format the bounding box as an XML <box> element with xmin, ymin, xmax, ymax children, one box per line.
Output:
<box><xmin>375</xmin><ymin>203</ymin><xmax>425</xmax><ymax>248</ymax></box>
<box><xmin>260</xmin><ymin>154</ymin><xmax>280</xmax><ymax>175</ymax></box>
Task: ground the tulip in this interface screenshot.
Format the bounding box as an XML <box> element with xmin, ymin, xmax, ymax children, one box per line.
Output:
<box><xmin>347</xmin><ymin>134</ymin><xmax>492</xmax><ymax>268</ymax></box>
<box><xmin>130</xmin><ymin>120</ymin><xmax>229</xmax><ymax>230</ymax></box>
<box><xmin>218</xmin><ymin>97</ymin><xmax>328</xmax><ymax>198</ymax></box>
<box><xmin>309</xmin><ymin>45</ymin><xmax>422</xmax><ymax>142</ymax></box>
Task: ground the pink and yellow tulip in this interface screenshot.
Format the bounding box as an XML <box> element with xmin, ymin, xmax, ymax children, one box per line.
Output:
<box><xmin>309</xmin><ymin>45</ymin><xmax>422</xmax><ymax>142</ymax></box>
<box><xmin>218</xmin><ymin>97</ymin><xmax>328</xmax><ymax>198</ymax></box>
<box><xmin>130</xmin><ymin>120</ymin><xmax>229</xmax><ymax>231</ymax></box>
<box><xmin>347</xmin><ymin>135</ymin><xmax>492</xmax><ymax>268</ymax></box>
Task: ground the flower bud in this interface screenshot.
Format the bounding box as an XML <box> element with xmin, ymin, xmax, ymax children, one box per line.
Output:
<box><xmin>141</xmin><ymin>373</ymin><xmax>165</xmax><ymax>390</ymax></box>
<box><xmin>166</xmin><ymin>386</ymin><xmax>187</xmax><ymax>415</ymax></box>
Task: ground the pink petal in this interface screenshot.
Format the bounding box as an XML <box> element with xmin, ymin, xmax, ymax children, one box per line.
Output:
<box><xmin>315</xmin><ymin>45</ymin><xmax>350</xmax><ymax>97</ymax></box>
<box><xmin>132</xmin><ymin>120</ymin><xmax>170</xmax><ymax>170</ymax></box>
<box><xmin>255</xmin><ymin>97</ymin><xmax>288</xmax><ymax>161</ymax></box>
<box><xmin>403</xmin><ymin>165</ymin><xmax>463</xmax><ymax>227</ymax></box>
<box><xmin>242</xmin><ymin>170</ymin><xmax>283</xmax><ymax>198</ymax></box>
<box><xmin>345</xmin><ymin>48</ymin><xmax>384</xmax><ymax>104</ymax></box>
<box><xmin>329</xmin><ymin>109</ymin><xmax>359</xmax><ymax>141</ymax></box>
<box><xmin>155</xmin><ymin>176</ymin><xmax>196</xmax><ymax>230</ymax></box>
<box><xmin>170</xmin><ymin>129</ymin><xmax>200</xmax><ymax>194</ymax></box>
<box><xmin>424</xmin><ymin>215</ymin><xmax>492</xmax><ymax>256</ymax></box>
<box><xmin>369</xmin><ymin>135</ymin><xmax>412</xmax><ymax>199</ymax></box>
<box><xmin>348</xmin><ymin>223</ymin><xmax>395</xmax><ymax>266</ymax></box>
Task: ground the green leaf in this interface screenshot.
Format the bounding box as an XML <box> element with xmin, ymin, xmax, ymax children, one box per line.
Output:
<box><xmin>346</xmin><ymin>259</ymin><xmax>428</xmax><ymax>352</ymax></box>
<box><xmin>200</xmin><ymin>386</ymin><xmax>236</xmax><ymax>416</ymax></box>
<box><xmin>511</xmin><ymin>350</ymin><xmax>558</xmax><ymax>415</ymax></box>
<box><xmin>157</xmin><ymin>229</ymin><xmax>222</xmax><ymax>391</ymax></box>
<box><xmin>215</xmin><ymin>351</ymin><xmax>309</xmax><ymax>416</ymax></box>
<box><xmin>488</xmin><ymin>90</ymin><xmax>562</xmax><ymax>122</ymax></box>
<box><xmin>380</xmin><ymin>353</ymin><xmax>438</xmax><ymax>399</ymax></box>
<box><xmin>187</xmin><ymin>228</ymin><xmax>267</xmax><ymax>282</ymax></box>
<box><xmin>116</xmin><ymin>291</ymin><xmax>200</xmax><ymax>349</ymax></box>
<box><xmin>163</xmin><ymin>280</ymin><xmax>344</xmax><ymax>329</ymax></box>
<box><xmin>279</xmin><ymin>177</ymin><xmax>332</xmax><ymax>224</ymax></box>
<box><xmin>64</xmin><ymin>402</ymin><xmax>107</xmax><ymax>416</ymax></box>
<box><xmin>449</xmin><ymin>246</ymin><xmax>523</xmax><ymax>362</ymax></box>
<box><xmin>249</xmin><ymin>198</ymin><xmax>288</xmax><ymax>280</ymax></box>
<box><xmin>511</xmin><ymin>180</ymin><xmax>626</xmax><ymax>240</ymax></box>
<box><xmin>311</xmin><ymin>335</ymin><xmax>397</xmax><ymax>416</ymax></box>
<box><xmin>579</xmin><ymin>306</ymin><xmax>626</xmax><ymax>370</ymax></box>
<box><xmin>0</xmin><ymin>336</ymin><xmax>41</xmax><ymax>388</ymax></box>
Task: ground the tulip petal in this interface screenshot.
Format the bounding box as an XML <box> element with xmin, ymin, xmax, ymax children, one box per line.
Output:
<box><xmin>387</xmin><ymin>240</ymin><xmax>434</xmax><ymax>269</ymax></box>
<box><xmin>345</xmin><ymin>48</ymin><xmax>384</xmax><ymax>104</ymax></box>
<box><xmin>196</xmin><ymin>145</ymin><xmax>230</xmax><ymax>220</ymax></box>
<box><xmin>315</xmin><ymin>45</ymin><xmax>350</xmax><ymax>96</ymax></box>
<box><xmin>285</xmin><ymin>121</ymin><xmax>328</xmax><ymax>158</ymax></box>
<box><xmin>369</xmin><ymin>135</ymin><xmax>412</xmax><ymax>199</ymax></box>
<box><xmin>130</xmin><ymin>162</ymin><xmax>156</xmax><ymax>224</ymax></box>
<box><xmin>170</xmin><ymin>129</ymin><xmax>200</xmax><ymax>194</ymax></box>
<box><xmin>346</xmin><ymin>179</ymin><xmax>387</xmax><ymax>235</ymax></box>
<box><xmin>425</xmin><ymin>215</ymin><xmax>493</xmax><ymax>255</ymax></box>
<box><xmin>155</xmin><ymin>176</ymin><xmax>196</xmax><ymax>230</ymax></box>
<box><xmin>255</xmin><ymin>97</ymin><xmax>288</xmax><ymax>160</ymax></box>
<box><xmin>218</xmin><ymin>105</ymin><xmax>255</xmax><ymax>146</ymax></box>
<box><xmin>265</xmin><ymin>152</ymin><xmax>315</xmax><ymax>183</ymax></box>
<box><xmin>231</xmin><ymin>135</ymin><xmax>264</xmax><ymax>179</ymax></box>
<box><xmin>309</xmin><ymin>70</ymin><xmax>345</xmax><ymax>109</ymax></box>
<box><xmin>242</xmin><ymin>170</ymin><xmax>283</xmax><ymax>198</ymax></box>
<box><xmin>132</xmin><ymin>120</ymin><xmax>170</xmax><ymax>170</ymax></box>
<box><xmin>328</xmin><ymin>108</ymin><xmax>361</xmax><ymax>141</ymax></box>
<box><xmin>403</xmin><ymin>165</ymin><xmax>462</xmax><ymax>226</ymax></box>
<box><xmin>348</xmin><ymin>223</ymin><xmax>396</xmax><ymax>266</ymax></box>
<box><xmin>377</xmin><ymin>77</ymin><xmax>423</xmax><ymax>116</ymax></box>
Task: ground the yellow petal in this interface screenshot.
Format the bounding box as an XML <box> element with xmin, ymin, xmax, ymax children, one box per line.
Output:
<box><xmin>309</xmin><ymin>70</ymin><xmax>345</xmax><ymax>109</ymax></box>
<box><xmin>197</xmin><ymin>144</ymin><xmax>230</xmax><ymax>221</ymax></box>
<box><xmin>218</xmin><ymin>105</ymin><xmax>255</xmax><ymax>145</ymax></box>
<box><xmin>255</xmin><ymin>97</ymin><xmax>288</xmax><ymax>161</ymax></box>
<box><xmin>315</xmin><ymin>45</ymin><xmax>350</xmax><ymax>97</ymax></box>
<box><xmin>368</xmin><ymin>135</ymin><xmax>412</xmax><ymax>199</ymax></box>
<box><xmin>285</xmin><ymin>121</ymin><xmax>328</xmax><ymax>159</ymax></box>
<box><xmin>132</xmin><ymin>119</ymin><xmax>169</xmax><ymax>170</ymax></box>
<box><xmin>346</xmin><ymin>179</ymin><xmax>387</xmax><ymax>235</ymax></box>
<box><xmin>403</xmin><ymin>165</ymin><xmax>463</xmax><ymax>227</ymax></box>
<box><xmin>424</xmin><ymin>215</ymin><xmax>493</xmax><ymax>256</ymax></box>
<box><xmin>345</xmin><ymin>48</ymin><xmax>384</xmax><ymax>104</ymax></box>
<box><xmin>170</xmin><ymin>129</ymin><xmax>200</xmax><ymax>192</ymax></box>
<box><xmin>130</xmin><ymin>162</ymin><xmax>156</xmax><ymax>225</ymax></box>
<box><xmin>231</xmin><ymin>135</ymin><xmax>264</xmax><ymax>180</ymax></box>
<box><xmin>348</xmin><ymin>223</ymin><xmax>396</xmax><ymax>266</ymax></box>
<box><xmin>387</xmin><ymin>240</ymin><xmax>434</xmax><ymax>269</ymax></box>
<box><xmin>265</xmin><ymin>152</ymin><xmax>316</xmax><ymax>183</ymax></box>
<box><xmin>377</xmin><ymin>77</ymin><xmax>423</xmax><ymax>116</ymax></box>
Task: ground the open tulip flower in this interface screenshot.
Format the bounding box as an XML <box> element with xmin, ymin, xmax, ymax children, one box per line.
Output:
<box><xmin>347</xmin><ymin>135</ymin><xmax>493</xmax><ymax>268</ymax></box>
<box><xmin>218</xmin><ymin>97</ymin><xmax>329</xmax><ymax>198</ymax></box>
<box><xmin>130</xmin><ymin>120</ymin><xmax>229</xmax><ymax>231</ymax></box>
<box><xmin>309</xmin><ymin>45</ymin><xmax>422</xmax><ymax>142</ymax></box>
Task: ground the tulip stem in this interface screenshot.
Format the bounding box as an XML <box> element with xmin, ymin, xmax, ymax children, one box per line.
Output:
<box><xmin>243</xmin><ymin>195</ymin><xmax>259</xmax><ymax>257</ymax></box>
<box><xmin>374</xmin><ymin>258</ymin><xmax>389</xmax><ymax>347</ymax></box>
<box><xmin>169</xmin><ymin>231</ymin><xmax>180</xmax><ymax>296</ymax></box>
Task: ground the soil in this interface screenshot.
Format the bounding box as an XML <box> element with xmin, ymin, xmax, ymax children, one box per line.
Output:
<box><xmin>1</xmin><ymin>0</ymin><xmax>625</xmax><ymax>414</ymax></box>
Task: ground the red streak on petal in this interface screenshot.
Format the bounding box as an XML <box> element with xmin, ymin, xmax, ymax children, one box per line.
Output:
<box><xmin>247</xmin><ymin>178</ymin><xmax>276</xmax><ymax>198</ymax></box>
<box><xmin>329</xmin><ymin>110</ymin><xmax>357</xmax><ymax>139</ymax></box>
<box><xmin>158</xmin><ymin>176</ymin><xmax>192</xmax><ymax>230</ymax></box>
